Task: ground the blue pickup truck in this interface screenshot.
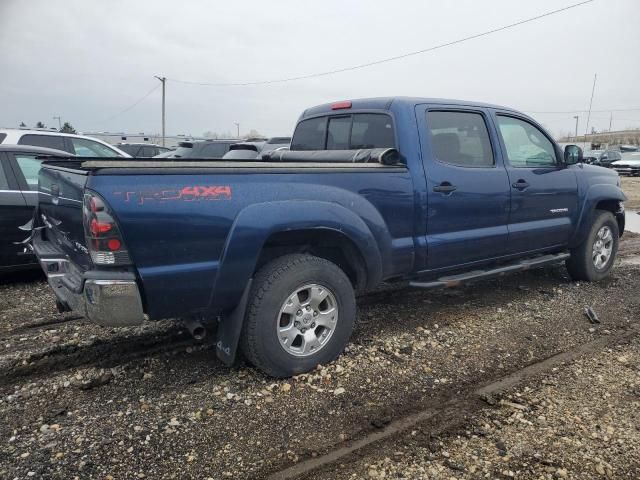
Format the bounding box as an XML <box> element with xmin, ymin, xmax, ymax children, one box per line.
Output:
<box><xmin>31</xmin><ymin>97</ymin><xmax>626</xmax><ymax>377</ymax></box>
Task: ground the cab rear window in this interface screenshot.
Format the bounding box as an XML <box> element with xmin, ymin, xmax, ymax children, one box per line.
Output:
<box><xmin>291</xmin><ymin>113</ymin><xmax>395</xmax><ymax>151</ymax></box>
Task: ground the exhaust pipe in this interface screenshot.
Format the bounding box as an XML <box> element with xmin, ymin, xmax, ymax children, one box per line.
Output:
<box><xmin>183</xmin><ymin>317</ymin><xmax>207</xmax><ymax>340</ymax></box>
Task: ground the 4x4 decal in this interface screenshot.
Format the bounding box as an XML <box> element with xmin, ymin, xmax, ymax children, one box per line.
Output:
<box><xmin>114</xmin><ymin>186</ymin><xmax>232</xmax><ymax>205</ymax></box>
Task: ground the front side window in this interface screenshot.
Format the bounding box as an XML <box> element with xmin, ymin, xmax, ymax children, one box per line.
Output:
<box><xmin>426</xmin><ymin>111</ymin><xmax>494</xmax><ymax>167</ymax></box>
<box><xmin>14</xmin><ymin>154</ymin><xmax>43</xmax><ymax>190</ymax></box>
<box><xmin>496</xmin><ymin>116</ymin><xmax>556</xmax><ymax>167</ymax></box>
<box><xmin>71</xmin><ymin>138</ymin><xmax>119</xmax><ymax>157</ymax></box>
<box><xmin>18</xmin><ymin>134</ymin><xmax>67</xmax><ymax>152</ymax></box>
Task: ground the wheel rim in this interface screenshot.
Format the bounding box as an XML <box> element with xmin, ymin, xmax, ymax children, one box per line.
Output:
<box><xmin>592</xmin><ymin>226</ymin><xmax>614</xmax><ymax>270</ymax></box>
<box><xmin>277</xmin><ymin>283</ymin><xmax>338</xmax><ymax>357</ymax></box>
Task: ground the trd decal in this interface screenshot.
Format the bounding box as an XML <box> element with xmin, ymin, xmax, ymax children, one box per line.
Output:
<box><xmin>114</xmin><ymin>186</ymin><xmax>232</xmax><ymax>205</ymax></box>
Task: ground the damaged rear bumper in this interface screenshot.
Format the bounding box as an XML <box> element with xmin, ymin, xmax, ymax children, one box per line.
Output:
<box><xmin>33</xmin><ymin>236</ymin><xmax>144</xmax><ymax>327</ymax></box>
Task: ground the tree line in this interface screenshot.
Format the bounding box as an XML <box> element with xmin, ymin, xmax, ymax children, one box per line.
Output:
<box><xmin>20</xmin><ymin>121</ymin><xmax>76</xmax><ymax>133</ymax></box>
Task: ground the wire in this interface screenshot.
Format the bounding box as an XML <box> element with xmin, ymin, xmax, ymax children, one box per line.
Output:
<box><xmin>90</xmin><ymin>83</ymin><xmax>161</xmax><ymax>125</ymax></box>
<box><xmin>526</xmin><ymin>107</ymin><xmax>640</xmax><ymax>114</ymax></box>
<box><xmin>165</xmin><ymin>0</ymin><xmax>595</xmax><ymax>87</ymax></box>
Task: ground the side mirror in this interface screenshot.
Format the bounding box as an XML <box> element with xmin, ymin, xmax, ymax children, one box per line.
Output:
<box><xmin>564</xmin><ymin>145</ymin><xmax>583</xmax><ymax>165</ymax></box>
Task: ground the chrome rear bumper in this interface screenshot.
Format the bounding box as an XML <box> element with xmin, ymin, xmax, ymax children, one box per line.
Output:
<box><xmin>34</xmin><ymin>240</ymin><xmax>144</xmax><ymax>327</ymax></box>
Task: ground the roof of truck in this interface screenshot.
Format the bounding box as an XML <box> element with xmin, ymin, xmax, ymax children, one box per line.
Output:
<box><xmin>300</xmin><ymin>97</ymin><xmax>520</xmax><ymax>118</ymax></box>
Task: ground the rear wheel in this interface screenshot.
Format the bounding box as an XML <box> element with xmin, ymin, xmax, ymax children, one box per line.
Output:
<box><xmin>240</xmin><ymin>254</ymin><xmax>356</xmax><ymax>377</ymax></box>
<box><xmin>566</xmin><ymin>210</ymin><xmax>619</xmax><ymax>281</ymax></box>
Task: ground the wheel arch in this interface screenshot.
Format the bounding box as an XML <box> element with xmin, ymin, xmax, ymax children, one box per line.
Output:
<box><xmin>210</xmin><ymin>200</ymin><xmax>384</xmax><ymax>313</ymax></box>
<box><xmin>569</xmin><ymin>184</ymin><xmax>626</xmax><ymax>248</ymax></box>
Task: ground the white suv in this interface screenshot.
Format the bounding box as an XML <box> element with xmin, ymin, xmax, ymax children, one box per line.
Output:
<box><xmin>0</xmin><ymin>128</ymin><xmax>131</xmax><ymax>157</ymax></box>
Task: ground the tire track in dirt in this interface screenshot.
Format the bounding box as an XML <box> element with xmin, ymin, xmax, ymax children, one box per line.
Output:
<box><xmin>269</xmin><ymin>324</ymin><xmax>639</xmax><ymax>480</ymax></box>
<box><xmin>0</xmin><ymin>326</ymin><xmax>214</xmax><ymax>386</ymax></box>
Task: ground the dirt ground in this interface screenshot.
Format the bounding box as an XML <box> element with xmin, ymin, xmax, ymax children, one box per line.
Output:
<box><xmin>621</xmin><ymin>176</ymin><xmax>640</xmax><ymax>209</ymax></box>
<box><xmin>0</xmin><ymin>241</ymin><xmax>639</xmax><ymax>479</ymax></box>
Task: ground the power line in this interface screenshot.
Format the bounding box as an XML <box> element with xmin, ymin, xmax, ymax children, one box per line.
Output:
<box><xmin>166</xmin><ymin>0</ymin><xmax>595</xmax><ymax>87</ymax></box>
<box><xmin>90</xmin><ymin>83</ymin><xmax>161</xmax><ymax>125</ymax></box>
<box><xmin>526</xmin><ymin>107</ymin><xmax>640</xmax><ymax>114</ymax></box>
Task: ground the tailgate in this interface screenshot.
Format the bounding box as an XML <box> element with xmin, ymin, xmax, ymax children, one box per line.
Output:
<box><xmin>38</xmin><ymin>164</ymin><xmax>92</xmax><ymax>270</ymax></box>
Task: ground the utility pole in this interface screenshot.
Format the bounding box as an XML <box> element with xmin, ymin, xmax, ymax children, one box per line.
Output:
<box><xmin>573</xmin><ymin>115</ymin><xmax>579</xmax><ymax>141</ymax></box>
<box><xmin>53</xmin><ymin>116</ymin><xmax>62</xmax><ymax>130</ymax></box>
<box><xmin>234</xmin><ymin>122</ymin><xmax>240</xmax><ymax>138</ymax></box>
<box><xmin>154</xmin><ymin>76</ymin><xmax>166</xmax><ymax>147</ymax></box>
<box><xmin>583</xmin><ymin>73</ymin><xmax>597</xmax><ymax>150</ymax></box>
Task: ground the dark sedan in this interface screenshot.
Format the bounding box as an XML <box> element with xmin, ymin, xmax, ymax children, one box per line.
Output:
<box><xmin>0</xmin><ymin>145</ymin><xmax>73</xmax><ymax>272</ymax></box>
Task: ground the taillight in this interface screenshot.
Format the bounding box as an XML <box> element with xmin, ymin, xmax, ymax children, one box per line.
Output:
<box><xmin>83</xmin><ymin>191</ymin><xmax>131</xmax><ymax>266</ymax></box>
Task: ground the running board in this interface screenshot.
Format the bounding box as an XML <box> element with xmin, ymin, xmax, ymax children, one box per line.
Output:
<box><xmin>409</xmin><ymin>252</ymin><xmax>570</xmax><ymax>289</ymax></box>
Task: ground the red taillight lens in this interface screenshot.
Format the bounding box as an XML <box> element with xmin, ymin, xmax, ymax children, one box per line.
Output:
<box><xmin>107</xmin><ymin>238</ymin><xmax>121</xmax><ymax>251</ymax></box>
<box><xmin>83</xmin><ymin>192</ymin><xmax>131</xmax><ymax>266</ymax></box>
<box><xmin>90</xmin><ymin>219</ymin><xmax>112</xmax><ymax>235</ymax></box>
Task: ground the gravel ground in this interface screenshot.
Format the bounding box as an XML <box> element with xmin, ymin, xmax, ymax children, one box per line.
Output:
<box><xmin>321</xmin><ymin>336</ymin><xmax>640</xmax><ymax>480</ymax></box>
<box><xmin>0</xmin><ymin>240</ymin><xmax>638</xmax><ymax>479</ymax></box>
<box><xmin>621</xmin><ymin>177</ymin><xmax>640</xmax><ymax>210</ymax></box>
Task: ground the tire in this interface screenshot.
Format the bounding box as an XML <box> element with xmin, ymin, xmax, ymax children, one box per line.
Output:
<box><xmin>565</xmin><ymin>210</ymin><xmax>619</xmax><ymax>282</ymax></box>
<box><xmin>240</xmin><ymin>254</ymin><xmax>356</xmax><ymax>377</ymax></box>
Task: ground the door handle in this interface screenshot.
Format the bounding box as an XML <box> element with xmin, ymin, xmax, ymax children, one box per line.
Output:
<box><xmin>433</xmin><ymin>182</ymin><xmax>457</xmax><ymax>194</ymax></box>
<box><xmin>512</xmin><ymin>180</ymin><xmax>530</xmax><ymax>190</ymax></box>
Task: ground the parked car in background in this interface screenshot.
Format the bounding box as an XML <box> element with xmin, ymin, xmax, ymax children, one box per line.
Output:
<box><xmin>612</xmin><ymin>152</ymin><xmax>640</xmax><ymax>176</ymax></box>
<box><xmin>258</xmin><ymin>137</ymin><xmax>291</xmax><ymax>158</ymax></box>
<box><xmin>160</xmin><ymin>139</ymin><xmax>238</xmax><ymax>158</ymax></box>
<box><xmin>0</xmin><ymin>129</ymin><xmax>130</xmax><ymax>157</ymax></box>
<box><xmin>222</xmin><ymin>143</ymin><xmax>261</xmax><ymax>160</ymax></box>
<box><xmin>0</xmin><ymin>145</ymin><xmax>74</xmax><ymax>272</ymax></box>
<box><xmin>116</xmin><ymin>143</ymin><xmax>172</xmax><ymax>158</ymax></box>
<box><xmin>584</xmin><ymin>149</ymin><xmax>622</xmax><ymax>168</ymax></box>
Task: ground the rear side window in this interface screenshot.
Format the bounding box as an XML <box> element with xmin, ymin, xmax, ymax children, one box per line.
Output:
<box><xmin>14</xmin><ymin>154</ymin><xmax>43</xmax><ymax>190</ymax></box>
<box><xmin>70</xmin><ymin>138</ymin><xmax>119</xmax><ymax>157</ymax></box>
<box><xmin>426</xmin><ymin>111</ymin><xmax>494</xmax><ymax>167</ymax></box>
<box><xmin>292</xmin><ymin>113</ymin><xmax>395</xmax><ymax>151</ymax></box>
<box><xmin>350</xmin><ymin>114</ymin><xmax>395</xmax><ymax>149</ymax></box>
<box><xmin>291</xmin><ymin>117</ymin><xmax>326</xmax><ymax>150</ymax></box>
<box><xmin>18</xmin><ymin>134</ymin><xmax>67</xmax><ymax>152</ymax></box>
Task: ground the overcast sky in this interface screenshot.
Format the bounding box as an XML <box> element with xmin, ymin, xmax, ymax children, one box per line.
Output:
<box><xmin>0</xmin><ymin>0</ymin><xmax>638</xmax><ymax>139</ymax></box>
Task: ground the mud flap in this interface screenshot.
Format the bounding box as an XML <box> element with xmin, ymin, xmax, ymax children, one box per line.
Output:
<box><xmin>215</xmin><ymin>279</ymin><xmax>252</xmax><ymax>365</ymax></box>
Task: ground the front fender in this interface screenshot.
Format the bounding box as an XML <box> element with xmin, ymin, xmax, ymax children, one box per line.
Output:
<box><xmin>569</xmin><ymin>183</ymin><xmax>626</xmax><ymax>248</ymax></box>
<box><xmin>210</xmin><ymin>200</ymin><xmax>385</xmax><ymax>312</ymax></box>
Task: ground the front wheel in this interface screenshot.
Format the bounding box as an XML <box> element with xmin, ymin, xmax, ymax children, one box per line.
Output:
<box><xmin>240</xmin><ymin>254</ymin><xmax>356</xmax><ymax>377</ymax></box>
<box><xmin>566</xmin><ymin>210</ymin><xmax>619</xmax><ymax>281</ymax></box>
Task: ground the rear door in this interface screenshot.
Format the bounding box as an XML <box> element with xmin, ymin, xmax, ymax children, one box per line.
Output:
<box><xmin>492</xmin><ymin>113</ymin><xmax>578</xmax><ymax>253</ymax></box>
<box><xmin>416</xmin><ymin>106</ymin><xmax>511</xmax><ymax>270</ymax></box>
<box><xmin>0</xmin><ymin>152</ymin><xmax>32</xmax><ymax>267</ymax></box>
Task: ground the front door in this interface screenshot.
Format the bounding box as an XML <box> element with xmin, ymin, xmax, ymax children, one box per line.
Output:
<box><xmin>492</xmin><ymin>113</ymin><xmax>578</xmax><ymax>254</ymax></box>
<box><xmin>417</xmin><ymin>106</ymin><xmax>511</xmax><ymax>271</ymax></box>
